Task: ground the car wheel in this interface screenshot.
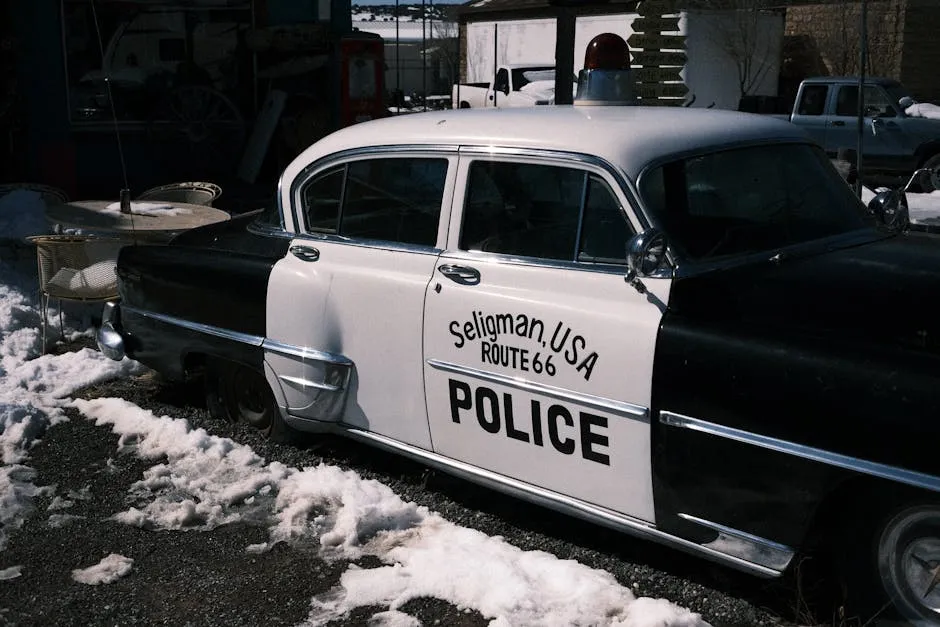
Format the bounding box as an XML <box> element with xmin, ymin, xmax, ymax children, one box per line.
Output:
<box><xmin>921</xmin><ymin>154</ymin><xmax>940</xmax><ymax>192</ymax></box>
<box><xmin>876</xmin><ymin>504</ymin><xmax>940</xmax><ymax>625</ymax></box>
<box><xmin>206</xmin><ymin>358</ymin><xmax>297</xmax><ymax>443</ymax></box>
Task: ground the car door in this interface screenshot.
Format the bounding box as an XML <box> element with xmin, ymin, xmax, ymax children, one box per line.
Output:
<box><xmin>266</xmin><ymin>150</ymin><xmax>457</xmax><ymax>449</ymax></box>
<box><xmin>790</xmin><ymin>84</ymin><xmax>830</xmax><ymax>149</ymax></box>
<box><xmin>825</xmin><ymin>84</ymin><xmax>910</xmax><ymax>169</ymax></box>
<box><xmin>422</xmin><ymin>150</ymin><xmax>671</xmax><ymax>523</ymax></box>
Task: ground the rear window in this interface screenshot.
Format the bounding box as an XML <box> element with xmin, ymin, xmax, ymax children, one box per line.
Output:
<box><xmin>639</xmin><ymin>143</ymin><xmax>874</xmax><ymax>261</ymax></box>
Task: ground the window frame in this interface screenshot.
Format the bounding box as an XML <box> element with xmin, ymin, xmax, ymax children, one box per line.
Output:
<box><xmin>292</xmin><ymin>149</ymin><xmax>457</xmax><ymax>251</ymax></box>
<box><xmin>451</xmin><ymin>152</ymin><xmax>640</xmax><ymax>268</ymax></box>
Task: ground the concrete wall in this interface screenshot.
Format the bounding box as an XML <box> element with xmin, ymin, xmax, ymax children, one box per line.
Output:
<box><xmin>685</xmin><ymin>10</ymin><xmax>784</xmax><ymax>109</ymax></box>
<box><xmin>464</xmin><ymin>10</ymin><xmax>784</xmax><ymax>109</ymax></box>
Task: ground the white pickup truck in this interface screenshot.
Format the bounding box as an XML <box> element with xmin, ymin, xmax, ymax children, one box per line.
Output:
<box><xmin>452</xmin><ymin>64</ymin><xmax>576</xmax><ymax>109</ymax></box>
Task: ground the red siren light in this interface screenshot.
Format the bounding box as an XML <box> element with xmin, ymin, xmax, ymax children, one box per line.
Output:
<box><xmin>574</xmin><ymin>33</ymin><xmax>637</xmax><ymax>106</ymax></box>
<box><xmin>583</xmin><ymin>33</ymin><xmax>631</xmax><ymax>71</ymax></box>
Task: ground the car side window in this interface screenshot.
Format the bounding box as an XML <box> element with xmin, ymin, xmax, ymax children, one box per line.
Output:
<box><xmin>796</xmin><ymin>85</ymin><xmax>828</xmax><ymax>116</ymax></box>
<box><xmin>835</xmin><ymin>85</ymin><xmax>897</xmax><ymax>118</ymax></box>
<box><xmin>302</xmin><ymin>166</ymin><xmax>344</xmax><ymax>233</ymax></box>
<box><xmin>460</xmin><ymin>161</ymin><xmax>632</xmax><ymax>263</ymax></box>
<box><xmin>578</xmin><ymin>176</ymin><xmax>633</xmax><ymax>264</ymax></box>
<box><xmin>494</xmin><ymin>68</ymin><xmax>510</xmax><ymax>94</ymax></box>
<box><xmin>301</xmin><ymin>157</ymin><xmax>447</xmax><ymax>245</ymax></box>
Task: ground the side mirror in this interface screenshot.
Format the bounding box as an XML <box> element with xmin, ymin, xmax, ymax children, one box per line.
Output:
<box><xmin>867</xmin><ymin>188</ymin><xmax>909</xmax><ymax>231</ymax></box>
<box><xmin>904</xmin><ymin>167</ymin><xmax>934</xmax><ymax>193</ymax></box>
<box><xmin>625</xmin><ymin>229</ymin><xmax>668</xmax><ymax>294</ymax></box>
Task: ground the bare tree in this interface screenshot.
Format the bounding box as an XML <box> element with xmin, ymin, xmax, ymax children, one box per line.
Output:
<box><xmin>692</xmin><ymin>0</ymin><xmax>784</xmax><ymax>102</ymax></box>
<box><xmin>808</xmin><ymin>0</ymin><xmax>903</xmax><ymax>78</ymax></box>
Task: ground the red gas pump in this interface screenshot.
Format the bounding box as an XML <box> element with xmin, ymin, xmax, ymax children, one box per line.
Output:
<box><xmin>338</xmin><ymin>33</ymin><xmax>386</xmax><ymax>127</ymax></box>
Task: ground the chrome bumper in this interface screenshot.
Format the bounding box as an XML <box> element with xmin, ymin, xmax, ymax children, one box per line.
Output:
<box><xmin>96</xmin><ymin>301</ymin><xmax>125</xmax><ymax>361</ymax></box>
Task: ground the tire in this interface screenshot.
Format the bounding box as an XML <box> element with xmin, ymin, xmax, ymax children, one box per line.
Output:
<box><xmin>205</xmin><ymin>358</ymin><xmax>298</xmax><ymax>444</ymax></box>
<box><xmin>921</xmin><ymin>153</ymin><xmax>940</xmax><ymax>193</ymax></box>
<box><xmin>839</xmin><ymin>499</ymin><xmax>940</xmax><ymax>625</ymax></box>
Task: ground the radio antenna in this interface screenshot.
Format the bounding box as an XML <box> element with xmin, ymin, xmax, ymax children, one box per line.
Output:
<box><xmin>90</xmin><ymin>0</ymin><xmax>138</xmax><ymax>242</ymax></box>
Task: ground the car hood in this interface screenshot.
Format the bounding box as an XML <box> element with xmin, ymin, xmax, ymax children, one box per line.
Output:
<box><xmin>669</xmin><ymin>232</ymin><xmax>940</xmax><ymax>355</ymax></box>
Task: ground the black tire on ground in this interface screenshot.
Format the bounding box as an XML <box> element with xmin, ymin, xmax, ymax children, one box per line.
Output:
<box><xmin>921</xmin><ymin>153</ymin><xmax>940</xmax><ymax>193</ymax></box>
<box><xmin>837</xmin><ymin>497</ymin><xmax>940</xmax><ymax>625</ymax></box>
<box><xmin>205</xmin><ymin>358</ymin><xmax>298</xmax><ymax>444</ymax></box>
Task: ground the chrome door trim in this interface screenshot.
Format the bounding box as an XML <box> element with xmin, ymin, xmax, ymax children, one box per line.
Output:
<box><xmin>677</xmin><ymin>512</ymin><xmax>795</xmax><ymax>571</ymax></box>
<box><xmin>277</xmin><ymin>374</ymin><xmax>343</xmax><ymax>393</ymax></box>
<box><xmin>122</xmin><ymin>306</ymin><xmax>263</xmax><ymax>346</ymax></box>
<box><xmin>262</xmin><ymin>338</ymin><xmax>354</xmax><ymax>367</ymax></box>
<box><xmin>427</xmin><ymin>359</ymin><xmax>649</xmax><ymax>423</ymax></box>
<box><xmin>660</xmin><ymin>410</ymin><xmax>940</xmax><ymax>493</ymax></box>
<box><xmin>342</xmin><ymin>427</ymin><xmax>781</xmax><ymax>578</ymax></box>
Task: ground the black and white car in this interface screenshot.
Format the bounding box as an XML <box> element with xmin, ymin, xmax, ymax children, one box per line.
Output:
<box><xmin>99</xmin><ymin>105</ymin><xmax>940</xmax><ymax>625</ymax></box>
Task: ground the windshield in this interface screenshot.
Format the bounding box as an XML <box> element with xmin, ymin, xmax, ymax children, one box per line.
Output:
<box><xmin>884</xmin><ymin>83</ymin><xmax>914</xmax><ymax>106</ymax></box>
<box><xmin>639</xmin><ymin>143</ymin><xmax>877</xmax><ymax>262</ymax></box>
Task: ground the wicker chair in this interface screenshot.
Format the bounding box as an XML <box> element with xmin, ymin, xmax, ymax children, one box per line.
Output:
<box><xmin>136</xmin><ymin>181</ymin><xmax>222</xmax><ymax>207</ymax></box>
<box><xmin>26</xmin><ymin>235</ymin><xmax>124</xmax><ymax>351</ymax></box>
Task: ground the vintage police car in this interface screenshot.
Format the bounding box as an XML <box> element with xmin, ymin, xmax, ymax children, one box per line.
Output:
<box><xmin>97</xmin><ymin>105</ymin><xmax>940</xmax><ymax>624</ymax></box>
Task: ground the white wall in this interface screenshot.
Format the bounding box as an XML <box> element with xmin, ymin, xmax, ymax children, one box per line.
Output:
<box><xmin>684</xmin><ymin>10</ymin><xmax>783</xmax><ymax>109</ymax></box>
<box><xmin>465</xmin><ymin>20</ymin><xmax>558</xmax><ymax>83</ymax></box>
<box><xmin>464</xmin><ymin>11</ymin><xmax>783</xmax><ymax>110</ymax></box>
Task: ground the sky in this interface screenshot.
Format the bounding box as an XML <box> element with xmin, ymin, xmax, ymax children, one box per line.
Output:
<box><xmin>3</xmin><ymin>181</ymin><xmax>940</xmax><ymax>618</ymax></box>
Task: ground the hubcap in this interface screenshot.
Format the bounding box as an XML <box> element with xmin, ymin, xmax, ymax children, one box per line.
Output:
<box><xmin>231</xmin><ymin>368</ymin><xmax>271</xmax><ymax>430</ymax></box>
<box><xmin>879</xmin><ymin>507</ymin><xmax>940</xmax><ymax>622</ymax></box>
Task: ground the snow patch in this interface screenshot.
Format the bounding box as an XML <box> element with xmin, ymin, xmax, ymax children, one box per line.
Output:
<box><xmin>71</xmin><ymin>553</ymin><xmax>134</xmax><ymax>585</ymax></box>
<box><xmin>905</xmin><ymin>102</ymin><xmax>940</xmax><ymax>120</ymax></box>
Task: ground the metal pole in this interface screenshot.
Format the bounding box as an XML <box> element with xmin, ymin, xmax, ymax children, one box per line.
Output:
<box><xmin>422</xmin><ymin>0</ymin><xmax>427</xmax><ymax>105</ymax></box>
<box><xmin>430</xmin><ymin>0</ymin><xmax>434</xmax><ymax>95</ymax></box>
<box><xmin>395</xmin><ymin>0</ymin><xmax>400</xmax><ymax>97</ymax></box>
<box><xmin>456</xmin><ymin>20</ymin><xmax>462</xmax><ymax>108</ymax></box>
<box><xmin>554</xmin><ymin>7</ymin><xmax>575</xmax><ymax>106</ymax></box>
<box><xmin>855</xmin><ymin>0</ymin><xmax>868</xmax><ymax>197</ymax></box>
<box><xmin>493</xmin><ymin>23</ymin><xmax>498</xmax><ymax>107</ymax></box>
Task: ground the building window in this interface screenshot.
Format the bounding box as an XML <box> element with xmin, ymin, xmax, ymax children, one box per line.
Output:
<box><xmin>61</xmin><ymin>1</ymin><xmax>254</xmax><ymax>128</ymax></box>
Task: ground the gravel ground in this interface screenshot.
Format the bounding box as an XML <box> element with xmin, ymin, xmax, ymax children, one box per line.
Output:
<box><xmin>0</xmin><ymin>359</ymin><xmax>845</xmax><ymax>627</ymax></box>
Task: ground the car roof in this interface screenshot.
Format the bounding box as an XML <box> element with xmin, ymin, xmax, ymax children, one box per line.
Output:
<box><xmin>284</xmin><ymin>106</ymin><xmax>810</xmax><ymax>182</ymax></box>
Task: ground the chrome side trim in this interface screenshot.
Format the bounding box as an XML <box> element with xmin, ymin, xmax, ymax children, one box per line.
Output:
<box><xmin>678</xmin><ymin>513</ymin><xmax>795</xmax><ymax>572</ymax></box>
<box><xmin>660</xmin><ymin>410</ymin><xmax>940</xmax><ymax>494</ymax></box>
<box><xmin>291</xmin><ymin>232</ymin><xmax>443</xmax><ymax>256</ymax></box>
<box><xmin>247</xmin><ymin>219</ymin><xmax>292</xmax><ymax>239</ymax></box>
<box><xmin>277</xmin><ymin>374</ymin><xmax>342</xmax><ymax>393</ymax></box>
<box><xmin>261</xmin><ymin>339</ymin><xmax>353</xmax><ymax>367</ymax></box>
<box><xmin>427</xmin><ymin>359</ymin><xmax>649</xmax><ymax>422</ymax></box>
<box><xmin>342</xmin><ymin>427</ymin><xmax>780</xmax><ymax>578</ymax></box>
<box><xmin>122</xmin><ymin>306</ymin><xmax>263</xmax><ymax>347</ymax></box>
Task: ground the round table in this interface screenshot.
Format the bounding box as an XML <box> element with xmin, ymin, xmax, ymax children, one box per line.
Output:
<box><xmin>45</xmin><ymin>200</ymin><xmax>231</xmax><ymax>243</ymax></box>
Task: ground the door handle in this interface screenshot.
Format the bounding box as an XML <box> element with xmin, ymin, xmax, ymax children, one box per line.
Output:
<box><xmin>438</xmin><ymin>264</ymin><xmax>480</xmax><ymax>285</ymax></box>
<box><xmin>831</xmin><ymin>120</ymin><xmax>846</xmax><ymax>126</ymax></box>
<box><xmin>290</xmin><ymin>245</ymin><xmax>320</xmax><ymax>262</ymax></box>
